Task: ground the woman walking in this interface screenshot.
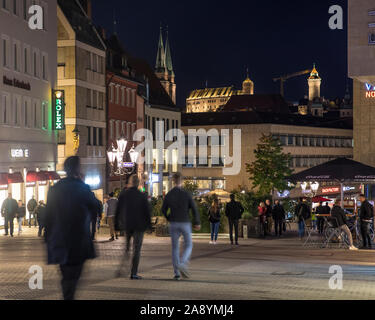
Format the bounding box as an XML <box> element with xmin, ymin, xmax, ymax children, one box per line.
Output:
<box><xmin>209</xmin><ymin>198</ymin><xmax>221</xmax><ymax>244</ymax></box>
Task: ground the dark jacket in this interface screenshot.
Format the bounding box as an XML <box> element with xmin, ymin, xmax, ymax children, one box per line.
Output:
<box><xmin>272</xmin><ymin>204</ymin><xmax>285</xmax><ymax>220</ymax></box>
<box><xmin>162</xmin><ymin>187</ymin><xmax>200</xmax><ymax>225</ymax></box>
<box><xmin>36</xmin><ymin>204</ymin><xmax>47</xmax><ymax>226</ymax></box>
<box><xmin>208</xmin><ymin>208</ymin><xmax>221</xmax><ymax>223</ymax></box>
<box><xmin>324</xmin><ymin>205</ymin><xmax>331</xmax><ymax>214</ymax></box>
<box><xmin>1</xmin><ymin>198</ymin><xmax>18</xmax><ymax>219</ymax></box>
<box><xmin>17</xmin><ymin>205</ymin><xmax>26</xmax><ymax>218</ymax></box>
<box><xmin>359</xmin><ymin>200</ymin><xmax>373</xmax><ymax>220</ymax></box>
<box><xmin>265</xmin><ymin>204</ymin><xmax>273</xmax><ymax>218</ymax></box>
<box><xmin>315</xmin><ymin>205</ymin><xmax>325</xmax><ymax>215</ymax></box>
<box><xmin>115</xmin><ymin>187</ymin><xmax>151</xmax><ymax>232</ymax></box>
<box><xmin>27</xmin><ymin>198</ymin><xmax>38</xmax><ymax>214</ymax></box>
<box><xmin>45</xmin><ymin>177</ymin><xmax>102</xmax><ymax>265</ymax></box>
<box><xmin>295</xmin><ymin>202</ymin><xmax>311</xmax><ymax>222</ymax></box>
<box><xmin>330</xmin><ymin>205</ymin><xmax>347</xmax><ymax>227</ymax></box>
<box><xmin>225</xmin><ymin>200</ymin><xmax>244</xmax><ymax>220</ymax></box>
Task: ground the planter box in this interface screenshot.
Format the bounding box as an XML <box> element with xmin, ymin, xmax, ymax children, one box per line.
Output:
<box><xmin>239</xmin><ymin>218</ymin><xmax>260</xmax><ymax>238</ymax></box>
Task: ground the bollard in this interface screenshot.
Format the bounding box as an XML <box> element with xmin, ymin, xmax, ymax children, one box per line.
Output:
<box><xmin>243</xmin><ymin>225</ymin><xmax>248</xmax><ymax>239</ymax></box>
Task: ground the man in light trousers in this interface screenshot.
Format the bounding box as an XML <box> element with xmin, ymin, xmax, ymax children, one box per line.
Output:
<box><xmin>162</xmin><ymin>173</ymin><xmax>201</xmax><ymax>280</ymax></box>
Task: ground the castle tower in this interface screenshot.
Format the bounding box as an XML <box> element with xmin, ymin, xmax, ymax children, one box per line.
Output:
<box><xmin>308</xmin><ymin>63</ymin><xmax>321</xmax><ymax>101</ymax></box>
<box><xmin>242</xmin><ymin>69</ymin><xmax>254</xmax><ymax>95</ymax></box>
<box><xmin>155</xmin><ymin>25</ymin><xmax>176</xmax><ymax>104</ymax></box>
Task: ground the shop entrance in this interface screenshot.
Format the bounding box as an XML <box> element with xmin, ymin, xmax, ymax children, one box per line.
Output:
<box><xmin>0</xmin><ymin>189</ymin><xmax>7</xmax><ymax>226</ymax></box>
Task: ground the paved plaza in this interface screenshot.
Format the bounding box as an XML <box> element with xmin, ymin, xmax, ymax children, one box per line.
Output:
<box><xmin>1</xmin><ymin>227</ymin><xmax>375</xmax><ymax>300</ymax></box>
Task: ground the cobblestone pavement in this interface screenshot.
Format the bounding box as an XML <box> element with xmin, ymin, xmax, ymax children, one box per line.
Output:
<box><xmin>2</xmin><ymin>227</ymin><xmax>375</xmax><ymax>300</ymax></box>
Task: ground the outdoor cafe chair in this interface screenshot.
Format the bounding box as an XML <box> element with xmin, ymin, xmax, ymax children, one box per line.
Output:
<box><xmin>302</xmin><ymin>218</ymin><xmax>320</xmax><ymax>247</ymax></box>
<box><xmin>322</xmin><ymin>217</ymin><xmax>348</xmax><ymax>249</ymax></box>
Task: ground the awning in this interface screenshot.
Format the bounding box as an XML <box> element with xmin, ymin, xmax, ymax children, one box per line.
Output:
<box><xmin>40</xmin><ymin>171</ymin><xmax>60</xmax><ymax>181</ymax></box>
<box><xmin>0</xmin><ymin>173</ymin><xmax>8</xmax><ymax>185</ymax></box>
<box><xmin>26</xmin><ymin>171</ymin><xmax>49</xmax><ymax>182</ymax></box>
<box><xmin>7</xmin><ymin>172</ymin><xmax>24</xmax><ymax>184</ymax></box>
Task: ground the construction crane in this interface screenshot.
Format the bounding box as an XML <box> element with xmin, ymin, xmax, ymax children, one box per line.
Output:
<box><xmin>273</xmin><ymin>69</ymin><xmax>312</xmax><ymax>97</ymax></box>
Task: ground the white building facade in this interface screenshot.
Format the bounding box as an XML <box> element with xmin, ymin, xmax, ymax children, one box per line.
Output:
<box><xmin>0</xmin><ymin>0</ymin><xmax>58</xmax><ymax>223</ymax></box>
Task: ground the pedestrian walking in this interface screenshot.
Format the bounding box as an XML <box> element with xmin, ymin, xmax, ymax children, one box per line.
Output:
<box><xmin>162</xmin><ymin>173</ymin><xmax>201</xmax><ymax>280</ymax></box>
<box><xmin>358</xmin><ymin>194</ymin><xmax>374</xmax><ymax>249</ymax></box>
<box><xmin>258</xmin><ymin>202</ymin><xmax>267</xmax><ymax>237</ymax></box>
<box><xmin>115</xmin><ymin>174</ymin><xmax>151</xmax><ymax>279</ymax></box>
<box><xmin>331</xmin><ymin>199</ymin><xmax>358</xmax><ymax>250</ymax></box>
<box><xmin>91</xmin><ymin>199</ymin><xmax>103</xmax><ymax>241</ymax></box>
<box><xmin>316</xmin><ymin>202</ymin><xmax>325</xmax><ymax>234</ymax></box>
<box><xmin>106</xmin><ymin>192</ymin><xmax>119</xmax><ymax>241</ymax></box>
<box><xmin>225</xmin><ymin>194</ymin><xmax>244</xmax><ymax>245</ymax></box>
<box><xmin>311</xmin><ymin>210</ymin><xmax>317</xmax><ymax>231</ymax></box>
<box><xmin>45</xmin><ymin>156</ymin><xmax>102</xmax><ymax>300</ymax></box>
<box><xmin>324</xmin><ymin>202</ymin><xmax>331</xmax><ymax>214</ymax></box>
<box><xmin>272</xmin><ymin>200</ymin><xmax>285</xmax><ymax>237</ymax></box>
<box><xmin>98</xmin><ymin>196</ymin><xmax>108</xmax><ymax>233</ymax></box>
<box><xmin>1</xmin><ymin>193</ymin><xmax>18</xmax><ymax>237</ymax></box>
<box><xmin>16</xmin><ymin>200</ymin><xmax>26</xmax><ymax>235</ymax></box>
<box><xmin>265</xmin><ymin>199</ymin><xmax>273</xmax><ymax>234</ymax></box>
<box><xmin>208</xmin><ymin>198</ymin><xmax>221</xmax><ymax>244</ymax></box>
<box><xmin>36</xmin><ymin>200</ymin><xmax>47</xmax><ymax>237</ymax></box>
<box><xmin>27</xmin><ymin>196</ymin><xmax>38</xmax><ymax>227</ymax></box>
<box><xmin>295</xmin><ymin>197</ymin><xmax>311</xmax><ymax>240</ymax></box>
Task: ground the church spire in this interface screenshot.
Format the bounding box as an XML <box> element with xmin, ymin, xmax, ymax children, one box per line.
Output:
<box><xmin>155</xmin><ymin>24</ymin><xmax>166</xmax><ymax>73</ymax></box>
<box><xmin>165</xmin><ymin>26</ymin><xmax>174</xmax><ymax>76</ymax></box>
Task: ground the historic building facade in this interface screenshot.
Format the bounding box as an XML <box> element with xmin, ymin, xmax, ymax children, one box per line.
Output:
<box><xmin>0</xmin><ymin>0</ymin><xmax>58</xmax><ymax>222</ymax></box>
<box><xmin>57</xmin><ymin>0</ymin><xmax>106</xmax><ymax>200</ymax></box>
<box><xmin>186</xmin><ymin>73</ymin><xmax>255</xmax><ymax>113</ymax></box>
<box><xmin>104</xmin><ymin>33</ymin><xmax>145</xmax><ymax>192</ymax></box>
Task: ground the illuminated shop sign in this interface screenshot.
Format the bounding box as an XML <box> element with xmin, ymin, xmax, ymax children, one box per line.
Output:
<box><xmin>53</xmin><ymin>90</ymin><xmax>65</xmax><ymax>130</ymax></box>
<box><xmin>85</xmin><ymin>176</ymin><xmax>101</xmax><ymax>189</ymax></box>
<box><xmin>10</xmin><ymin>148</ymin><xmax>29</xmax><ymax>158</ymax></box>
<box><xmin>322</xmin><ymin>186</ymin><xmax>358</xmax><ymax>194</ymax></box>
<box><xmin>365</xmin><ymin>83</ymin><xmax>375</xmax><ymax>98</ymax></box>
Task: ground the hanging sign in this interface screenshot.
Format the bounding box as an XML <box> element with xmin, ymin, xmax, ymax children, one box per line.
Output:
<box><xmin>53</xmin><ymin>90</ymin><xmax>65</xmax><ymax>130</ymax></box>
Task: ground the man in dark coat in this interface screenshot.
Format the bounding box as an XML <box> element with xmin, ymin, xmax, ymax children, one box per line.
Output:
<box><xmin>225</xmin><ymin>194</ymin><xmax>244</xmax><ymax>245</ymax></box>
<box><xmin>315</xmin><ymin>202</ymin><xmax>326</xmax><ymax>234</ymax></box>
<box><xmin>27</xmin><ymin>196</ymin><xmax>38</xmax><ymax>227</ymax></box>
<box><xmin>272</xmin><ymin>200</ymin><xmax>285</xmax><ymax>237</ymax></box>
<box><xmin>359</xmin><ymin>194</ymin><xmax>374</xmax><ymax>249</ymax></box>
<box><xmin>1</xmin><ymin>193</ymin><xmax>18</xmax><ymax>237</ymax></box>
<box><xmin>265</xmin><ymin>199</ymin><xmax>273</xmax><ymax>235</ymax></box>
<box><xmin>295</xmin><ymin>198</ymin><xmax>311</xmax><ymax>239</ymax></box>
<box><xmin>115</xmin><ymin>174</ymin><xmax>151</xmax><ymax>279</ymax></box>
<box><xmin>45</xmin><ymin>156</ymin><xmax>101</xmax><ymax>300</ymax></box>
<box><xmin>36</xmin><ymin>200</ymin><xmax>47</xmax><ymax>237</ymax></box>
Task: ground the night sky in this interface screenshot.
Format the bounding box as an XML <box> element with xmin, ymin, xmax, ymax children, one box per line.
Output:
<box><xmin>92</xmin><ymin>0</ymin><xmax>348</xmax><ymax>107</ymax></box>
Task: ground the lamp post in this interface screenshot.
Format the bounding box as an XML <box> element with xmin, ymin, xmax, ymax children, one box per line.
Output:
<box><xmin>107</xmin><ymin>136</ymin><xmax>139</xmax><ymax>190</ymax></box>
<box><xmin>310</xmin><ymin>182</ymin><xmax>320</xmax><ymax>196</ymax></box>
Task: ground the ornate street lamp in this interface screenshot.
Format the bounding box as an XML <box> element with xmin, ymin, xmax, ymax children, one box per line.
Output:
<box><xmin>311</xmin><ymin>182</ymin><xmax>320</xmax><ymax>195</ymax></box>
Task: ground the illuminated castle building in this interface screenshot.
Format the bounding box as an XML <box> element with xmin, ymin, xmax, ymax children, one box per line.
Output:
<box><xmin>186</xmin><ymin>71</ymin><xmax>254</xmax><ymax>113</ymax></box>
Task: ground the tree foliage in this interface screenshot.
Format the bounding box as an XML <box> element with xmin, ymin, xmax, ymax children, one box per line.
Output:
<box><xmin>246</xmin><ymin>134</ymin><xmax>293</xmax><ymax>197</ymax></box>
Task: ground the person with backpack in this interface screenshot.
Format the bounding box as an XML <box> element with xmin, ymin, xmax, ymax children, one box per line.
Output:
<box><xmin>208</xmin><ymin>198</ymin><xmax>221</xmax><ymax>244</ymax></box>
<box><xmin>225</xmin><ymin>194</ymin><xmax>244</xmax><ymax>245</ymax></box>
<box><xmin>359</xmin><ymin>194</ymin><xmax>374</xmax><ymax>249</ymax></box>
<box><xmin>295</xmin><ymin>197</ymin><xmax>311</xmax><ymax>239</ymax></box>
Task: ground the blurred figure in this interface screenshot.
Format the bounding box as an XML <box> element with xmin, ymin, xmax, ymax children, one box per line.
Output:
<box><xmin>36</xmin><ymin>200</ymin><xmax>47</xmax><ymax>237</ymax></box>
<box><xmin>16</xmin><ymin>200</ymin><xmax>26</xmax><ymax>235</ymax></box>
<box><xmin>359</xmin><ymin>194</ymin><xmax>373</xmax><ymax>249</ymax></box>
<box><xmin>208</xmin><ymin>198</ymin><xmax>221</xmax><ymax>244</ymax></box>
<box><xmin>98</xmin><ymin>196</ymin><xmax>108</xmax><ymax>233</ymax></box>
<box><xmin>115</xmin><ymin>174</ymin><xmax>151</xmax><ymax>279</ymax></box>
<box><xmin>316</xmin><ymin>201</ymin><xmax>325</xmax><ymax>234</ymax></box>
<box><xmin>258</xmin><ymin>202</ymin><xmax>267</xmax><ymax>237</ymax></box>
<box><xmin>91</xmin><ymin>199</ymin><xmax>102</xmax><ymax>241</ymax></box>
<box><xmin>162</xmin><ymin>173</ymin><xmax>201</xmax><ymax>280</ymax></box>
<box><xmin>272</xmin><ymin>200</ymin><xmax>285</xmax><ymax>237</ymax></box>
<box><xmin>324</xmin><ymin>202</ymin><xmax>331</xmax><ymax>215</ymax></box>
<box><xmin>45</xmin><ymin>156</ymin><xmax>101</xmax><ymax>300</ymax></box>
<box><xmin>295</xmin><ymin>198</ymin><xmax>311</xmax><ymax>240</ymax></box>
<box><xmin>1</xmin><ymin>193</ymin><xmax>18</xmax><ymax>237</ymax></box>
<box><xmin>225</xmin><ymin>194</ymin><xmax>244</xmax><ymax>245</ymax></box>
<box><xmin>265</xmin><ymin>199</ymin><xmax>273</xmax><ymax>235</ymax></box>
<box><xmin>27</xmin><ymin>195</ymin><xmax>38</xmax><ymax>228</ymax></box>
<box><xmin>106</xmin><ymin>192</ymin><xmax>118</xmax><ymax>241</ymax></box>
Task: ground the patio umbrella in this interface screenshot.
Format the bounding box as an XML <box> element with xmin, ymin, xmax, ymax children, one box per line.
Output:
<box><xmin>311</xmin><ymin>196</ymin><xmax>332</xmax><ymax>203</ymax></box>
<box><xmin>287</xmin><ymin>157</ymin><xmax>375</xmax><ymax>207</ymax></box>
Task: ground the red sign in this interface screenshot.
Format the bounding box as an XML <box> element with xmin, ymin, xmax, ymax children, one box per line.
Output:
<box><xmin>322</xmin><ymin>187</ymin><xmax>340</xmax><ymax>194</ymax></box>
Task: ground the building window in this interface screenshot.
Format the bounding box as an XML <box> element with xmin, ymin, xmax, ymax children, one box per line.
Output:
<box><xmin>310</xmin><ymin>137</ymin><xmax>316</xmax><ymax>147</ymax></box>
<box><xmin>295</xmin><ymin>136</ymin><xmax>302</xmax><ymax>146</ymax></box>
<box><xmin>98</xmin><ymin>128</ymin><xmax>103</xmax><ymax>146</ymax></box>
<box><xmin>42</xmin><ymin>54</ymin><xmax>47</xmax><ymax>80</ymax></box>
<box><xmin>14</xmin><ymin>42</ymin><xmax>18</xmax><ymax>71</ymax></box>
<box><xmin>109</xmin><ymin>120</ymin><xmax>114</xmax><ymax>140</ymax></box>
<box><xmin>33</xmin><ymin>101</ymin><xmax>37</xmax><ymax>128</ymax></box>
<box><xmin>13</xmin><ymin>0</ymin><xmax>16</xmax><ymax>14</ymax></box>
<box><xmin>86</xmin><ymin>89</ymin><xmax>91</xmax><ymax>107</ymax></box>
<box><xmin>87</xmin><ymin>127</ymin><xmax>91</xmax><ymax>145</ymax></box>
<box><xmin>279</xmin><ymin>135</ymin><xmax>287</xmax><ymax>146</ymax></box>
<box><xmin>1</xmin><ymin>94</ymin><xmax>10</xmax><ymax>124</ymax></box>
<box><xmin>303</xmin><ymin>137</ymin><xmax>309</xmax><ymax>146</ymax></box>
<box><xmin>23</xmin><ymin>0</ymin><xmax>27</xmax><ymax>19</ymax></box>
<box><xmin>93</xmin><ymin>127</ymin><xmax>97</xmax><ymax>146</ymax></box>
<box><xmin>92</xmin><ymin>91</ymin><xmax>97</xmax><ymax>109</ymax></box>
<box><xmin>288</xmin><ymin>136</ymin><xmax>294</xmax><ymax>146</ymax></box>
<box><xmin>316</xmin><ymin>137</ymin><xmax>321</xmax><ymax>147</ymax></box>
<box><xmin>2</xmin><ymin>0</ymin><xmax>7</xmax><ymax>10</ymax></box>
<box><xmin>2</xmin><ymin>37</ymin><xmax>9</xmax><ymax>68</ymax></box>
<box><xmin>42</xmin><ymin>102</ymin><xmax>47</xmax><ymax>129</ymax></box>
<box><xmin>33</xmin><ymin>51</ymin><xmax>38</xmax><ymax>77</ymax></box>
